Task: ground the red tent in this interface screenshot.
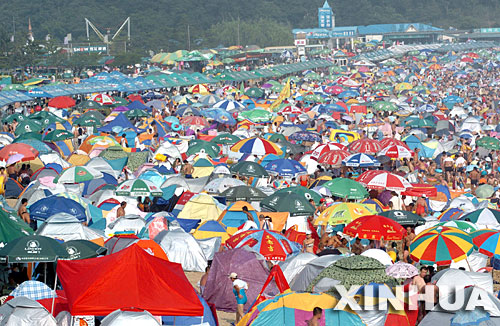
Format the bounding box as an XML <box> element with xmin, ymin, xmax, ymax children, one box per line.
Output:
<box><xmin>57</xmin><ymin>244</ymin><xmax>203</xmax><ymax>316</ymax></box>
<box><xmin>48</xmin><ymin>96</ymin><xmax>76</xmax><ymax>109</ymax></box>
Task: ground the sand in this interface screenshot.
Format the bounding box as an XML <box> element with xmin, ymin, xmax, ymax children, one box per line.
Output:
<box><xmin>185</xmin><ymin>271</ymin><xmax>235</xmax><ymax>326</ymax></box>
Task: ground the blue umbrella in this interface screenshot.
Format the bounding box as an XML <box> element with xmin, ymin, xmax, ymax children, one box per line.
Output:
<box><xmin>338</xmin><ymin>90</ymin><xmax>359</xmax><ymax>99</ymax></box>
<box><xmin>443</xmin><ymin>95</ymin><xmax>464</xmax><ymax>104</ymax></box>
<box><xmin>28</xmin><ymin>196</ymin><xmax>87</xmax><ymax>222</ymax></box>
<box><xmin>201</xmin><ymin>108</ymin><xmax>236</xmax><ymax>125</ymax></box>
<box><xmin>342</xmin><ymin>153</ymin><xmax>381</xmax><ymax>167</ymax></box>
<box><xmin>264</xmin><ymin>159</ymin><xmax>307</xmax><ymax>177</ymax></box>
<box><xmin>289</xmin><ymin>131</ymin><xmax>322</xmax><ymax>142</ymax></box>
<box><xmin>139</xmin><ymin>169</ymin><xmax>168</xmax><ymax>185</ymax></box>
<box><xmin>175</xmin><ymin>106</ymin><xmax>201</xmax><ymax>116</ymax></box>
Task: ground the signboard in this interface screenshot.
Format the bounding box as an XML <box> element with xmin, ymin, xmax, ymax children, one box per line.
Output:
<box><xmin>330</xmin><ymin>30</ymin><xmax>356</xmax><ymax>37</ymax></box>
<box><xmin>298</xmin><ymin>47</ymin><xmax>306</xmax><ymax>56</ymax></box>
<box><xmin>480</xmin><ymin>28</ymin><xmax>500</xmax><ymax>33</ymax></box>
<box><xmin>318</xmin><ymin>8</ymin><xmax>333</xmax><ymax>29</ymax></box>
<box><xmin>73</xmin><ymin>45</ymin><xmax>107</xmax><ymax>53</ymax></box>
<box><xmin>72</xmin><ymin>316</ymin><xmax>95</xmax><ymax>326</ymax></box>
<box><xmin>294</xmin><ymin>39</ymin><xmax>306</xmax><ymax>46</ymax></box>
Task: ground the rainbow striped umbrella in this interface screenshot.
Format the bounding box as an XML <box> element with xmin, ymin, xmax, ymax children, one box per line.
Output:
<box><xmin>230</xmin><ymin>137</ymin><xmax>283</xmax><ymax>156</ymax></box>
<box><xmin>471</xmin><ymin>229</ymin><xmax>500</xmax><ymax>258</ymax></box>
<box><xmin>410</xmin><ymin>226</ymin><xmax>473</xmax><ymax>265</ymax></box>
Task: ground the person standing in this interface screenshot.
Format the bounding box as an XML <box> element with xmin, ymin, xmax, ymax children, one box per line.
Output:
<box><xmin>303</xmin><ymin>231</ymin><xmax>315</xmax><ymax>253</ymax></box>
<box><xmin>117</xmin><ymin>201</ymin><xmax>127</xmax><ymax>218</ymax></box>
<box><xmin>229</xmin><ymin>272</ymin><xmax>248</xmax><ymax>324</ymax></box>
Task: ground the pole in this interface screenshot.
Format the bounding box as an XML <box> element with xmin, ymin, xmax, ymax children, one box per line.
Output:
<box><xmin>187</xmin><ymin>25</ymin><xmax>191</xmax><ymax>51</ymax></box>
<box><xmin>50</xmin><ymin>273</ymin><xmax>58</xmax><ymax>315</ymax></box>
<box><xmin>237</xmin><ymin>16</ymin><xmax>240</xmax><ymax>47</ymax></box>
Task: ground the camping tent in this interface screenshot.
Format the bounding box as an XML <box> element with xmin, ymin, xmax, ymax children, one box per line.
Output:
<box><xmin>0</xmin><ymin>296</ymin><xmax>57</xmax><ymax>326</ymax></box>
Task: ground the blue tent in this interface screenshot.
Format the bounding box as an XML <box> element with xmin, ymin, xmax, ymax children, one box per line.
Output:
<box><xmin>162</xmin><ymin>294</ymin><xmax>216</xmax><ymax>326</ymax></box>
<box><xmin>127</xmin><ymin>100</ymin><xmax>149</xmax><ymax>111</ymax></box>
<box><xmin>97</xmin><ymin>113</ymin><xmax>138</xmax><ymax>133</ymax></box>
<box><xmin>4</xmin><ymin>178</ymin><xmax>23</xmax><ymax>198</ymax></box>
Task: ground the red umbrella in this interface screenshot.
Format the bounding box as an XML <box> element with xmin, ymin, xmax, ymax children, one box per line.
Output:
<box><xmin>379</xmin><ymin>138</ymin><xmax>409</xmax><ymax>149</ymax></box>
<box><xmin>356</xmin><ymin>170</ymin><xmax>412</xmax><ymax>191</ymax></box>
<box><xmin>343</xmin><ymin>215</ymin><xmax>407</xmax><ymax>240</ymax></box>
<box><xmin>348</xmin><ymin>138</ymin><xmax>382</xmax><ymax>155</ymax></box>
<box><xmin>127</xmin><ymin>94</ymin><xmax>144</xmax><ymax>103</ymax></box>
<box><xmin>311</xmin><ymin>142</ymin><xmax>346</xmax><ymax>160</ymax></box>
<box><xmin>379</xmin><ymin>145</ymin><xmax>414</xmax><ymax>159</ymax></box>
<box><xmin>280</xmin><ymin>105</ymin><xmax>303</xmax><ymax>115</ymax></box>
<box><xmin>0</xmin><ymin>143</ymin><xmax>39</xmax><ymax>162</ymax></box>
<box><xmin>317</xmin><ymin>149</ymin><xmax>350</xmax><ymax>166</ymax></box>
<box><xmin>324</xmin><ymin>85</ymin><xmax>345</xmax><ymax>95</ymax></box>
<box><xmin>181</xmin><ymin>116</ymin><xmax>208</xmax><ymax>126</ymax></box>
<box><xmin>48</xmin><ymin>96</ymin><xmax>75</xmax><ymax>109</ymax></box>
<box><xmin>225</xmin><ymin>230</ymin><xmax>300</xmax><ymax>261</ymax></box>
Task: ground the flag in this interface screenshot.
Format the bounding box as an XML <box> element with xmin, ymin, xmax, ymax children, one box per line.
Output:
<box><xmin>269</xmin><ymin>78</ymin><xmax>290</xmax><ymax>111</ymax></box>
<box><xmin>239</xmin><ymin>82</ymin><xmax>245</xmax><ymax>94</ymax></box>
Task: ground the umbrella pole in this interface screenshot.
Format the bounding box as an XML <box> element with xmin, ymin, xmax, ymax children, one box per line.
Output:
<box><xmin>465</xmin><ymin>258</ymin><xmax>473</xmax><ymax>272</ymax></box>
<box><xmin>44</xmin><ymin>263</ymin><xmax>47</xmax><ymax>284</ymax></box>
<box><xmin>51</xmin><ymin>273</ymin><xmax>58</xmax><ymax>315</ymax></box>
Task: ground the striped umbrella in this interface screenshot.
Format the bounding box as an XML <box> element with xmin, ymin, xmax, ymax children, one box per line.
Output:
<box><xmin>213</xmin><ymin>99</ymin><xmax>245</xmax><ymax>112</ymax></box>
<box><xmin>379</xmin><ymin>145</ymin><xmax>413</xmax><ymax>159</ymax></box>
<box><xmin>115</xmin><ymin>179</ymin><xmax>163</xmax><ymax>197</ymax></box>
<box><xmin>356</xmin><ymin>170</ymin><xmax>411</xmax><ymax>191</ymax></box>
<box><xmin>90</xmin><ymin>93</ymin><xmax>116</xmax><ymax>105</ymax></box>
<box><xmin>230</xmin><ymin>137</ymin><xmax>283</xmax><ymax>156</ymax></box>
<box><xmin>348</xmin><ymin>139</ymin><xmax>382</xmax><ymax>155</ymax></box>
<box><xmin>435</xmin><ymin>220</ymin><xmax>478</xmax><ymax>233</ymax></box>
<box><xmin>310</xmin><ymin>142</ymin><xmax>347</xmax><ymax>160</ymax></box>
<box><xmin>56</xmin><ymin>166</ymin><xmax>103</xmax><ymax>184</ymax></box>
<box><xmin>343</xmin><ymin>153</ymin><xmax>381</xmax><ymax>167</ymax></box>
<box><xmin>317</xmin><ymin>150</ymin><xmax>350</xmax><ymax>166</ymax></box>
<box><xmin>471</xmin><ymin>229</ymin><xmax>500</xmax><ymax>258</ymax></box>
<box><xmin>410</xmin><ymin>226</ymin><xmax>473</xmax><ymax>265</ymax></box>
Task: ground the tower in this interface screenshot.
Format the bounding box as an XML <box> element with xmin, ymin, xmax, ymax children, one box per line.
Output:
<box><xmin>318</xmin><ymin>1</ymin><xmax>335</xmax><ymax>29</ymax></box>
<box><xmin>28</xmin><ymin>17</ymin><xmax>34</xmax><ymax>41</ymax></box>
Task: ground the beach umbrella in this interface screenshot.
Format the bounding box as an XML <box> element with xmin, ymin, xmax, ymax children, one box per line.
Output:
<box><xmin>203</xmin><ymin>177</ymin><xmax>245</xmax><ymax>194</ymax></box>
<box><xmin>0</xmin><ymin>208</ymin><xmax>33</xmax><ymax>248</ymax></box>
<box><xmin>213</xmin><ymin>99</ymin><xmax>245</xmax><ymax>112</ymax></box>
<box><xmin>275</xmin><ymin>186</ymin><xmax>322</xmax><ymax>205</ymax></box>
<box><xmin>48</xmin><ymin>96</ymin><xmax>75</xmax><ymax>109</ymax></box>
<box><xmin>0</xmin><ymin>235</ymin><xmax>69</xmax><ymax>262</ymax></box>
<box><xmin>15</xmin><ymin>120</ymin><xmax>42</xmax><ymax>135</ymax></box>
<box><xmin>474</xmin><ymin>137</ymin><xmax>500</xmax><ymax>150</ymax></box>
<box><xmin>115</xmin><ymin>179</ymin><xmax>163</xmax><ymax>197</ymax></box>
<box><xmin>43</xmin><ymin>129</ymin><xmax>74</xmax><ymax>142</ymax></box>
<box><xmin>211</xmin><ymin>133</ymin><xmax>240</xmax><ymax>145</ymax></box>
<box><xmin>220</xmin><ymin>185</ymin><xmax>267</xmax><ymax>202</ymax></box>
<box><xmin>316</xmin><ymin>203</ymin><xmax>376</xmax><ymax>226</ymax></box>
<box><xmin>188</xmin><ymin>84</ymin><xmax>210</xmax><ymax>95</ymax></box>
<box><xmin>29</xmin><ymin>196</ymin><xmax>87</xmax><ymax>222</ymax></box>
<box><xmin>76</xmin><ymin>100</ymin><xmax>102</xmax><ymax>110</ymax></box>
<box><xmin>14</xmin><ymin>139</ymin><xmax>52</xmax><ymax>155</ymax></box>
<box><xmin>348</xmin><ymin>139</ymin><xmax>382</xmax><ymax>155</ymax></box>
<box><xmin>225</xmin><ymin>230</ymin><xmax>300</xmax><ymax>261</ymax></box>
<box><xmin>379</xmin><ymin>138</ymin><xmax>409</xmax><ymax>149</ymax></box>
<box><xmin>288</xmin><ymin>131</ymin><xmax>322</xmax><ymax>142</ymax></box>
<box><xmin>475</xmin><ymin>184</ymin><xmax>495</xmax><ymax>199</ymax></box>
<box><xmin>343</xmin><ymin>215</ymin><xmax>406</xmax><ymax>240</ymax></box>
<box><xmin>55</xmin><ymin>166</ymin><xmax>103</xmax><ymax>184</ymax></box>
<box><xmin>73</xmin><ymin>116</ymin><xmax>102</xmax><ymax>127</ymax></box>
<box><xmin>231</xmin><ymin>137</ymin><xmax>283</xmax><ymax>156</ymax></box>
<box><xmin>379</xmin><ymin>210</ymin><xmax>426</xmax><ymax>226</ymax></box>
<box><xmin>321</xmin><ymin>178</ymin><xmax>368</xmax><ymax>199</ymax></box>
<box><xmin>471</xmin><ymin>229</ymin><xmax>500</xmax><ymax>258</ymax></box>
<box><xmin>61</xmin><ymin>240</ymin><xmax>107</xmax><ymax>260</ymax></box>
<box><xmin>264</xmin><ymin>158</ymin><xmax>307</xmax><ymax>177</ymax></box>
<box><xmin>342</xmin><ymin>153</ymin><xmax>381</xmax><ymax>167</ymax></box>
<box><xmin>90</xmin><ymin>93</ymin><xmax>116</xmax><ymax>105</ymax></box>
<box><xmin>310</xmin><ymin>142</ymin><xmax>347</xmax><ymax>160</ymax></box>
<box><xmin>379</xmin><ymin>144</ymin><xmax>413</xmax><ymax>159</ymax></box>
<box><xmin>385</xmin><ymin>261</ymin><xmax>418</xmax><ymax>279</ymax></box>
<box><xmin>230</xmin><ymin>161</ymin><xmax>269</xmax><ymax>177</ymax></box>
<box><xmin>435</xmin><ymin>220</ymin><xmax>478</xmax><ymax>233</ymax></box>
<box><xmin>409</xmin><ymin>226</ymin><xmax>473</xmax><ymax>265</ymax></box>
<box><xmin>244</xmin><ymin>88</ymin><xmax>264</xmax><ymax>98</ymax></box>
<box><xmin>0</xmin><ymin>143</ymin><xmax>39</xmax><ymax>162</ymax></box>
<box><xmin>238</xmin><ymin>109</ymin><xmax>273</xmax><ymax>123</ymax></box>
<box><xmin>261</xmin><ymin>192</ymin><xmax>315</xmax><ymax>217</ymax></box>
<box><xmin>317</xmin><ymin>150</ymin><xmax>350</xmax><ymax>166</ymax></box>
<box><xmin>373</xmin><ymin>101</ymin><xmax>398</xmax><ymax>112</ymax></box>
<box><xmin>199</xmin><ymin>94</ymin><xmax>220</xmax><ymax>105</ymax></box>
<box><xmin>279</xmin><ymin>105</ymin><xmax>303</xmax><ymax>115</ymax></box>
<box><xmin>181</xmin><ymin>115</ymin><xmax>208</xmax><ymax>127</ymax></box>
<box><xmin>201</xmin><ymin>108</ymin><xmax>236</xmax><ymax>125</ymax></box>
<box><xmin>357</xmin><ymin>170</ymin><xmax>411</xmax><ymax>191</ymax></box>
<box><xmin>459</xmin><ymin>208</ymin><xmax>500</xmax><ymax>225</ymax></box>
<box><xmin>186</xmin><ymin>140</ymin><xmax>219</xmax><ymax>157</ymax></box>
<box><xmin>125</xmin><ymin>108</ymin><xmax>151</xmax><ymax>119</ymax></box>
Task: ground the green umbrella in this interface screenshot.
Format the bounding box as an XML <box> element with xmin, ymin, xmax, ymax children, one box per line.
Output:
<box><xmin>379</xmin><ymin>210</ymin><xmax>426</xmax><ymax>226</ymax></box>
<box><xmin>0</xmin><ymin>235</ymin><xmax>69</xmax><ymax>263</ymax></box>
<box><xmin>244</xmin><ymin>88</ymin><xmax>264</xmax><ymax>98</ymax></box>
<box><xmin>406</xmin><ymin>118</ymin><xmax>435</xmax><ymax>128</ymax></box>
<box><xmin>44</xmin><ymin>129</ymin><xmax>74</xmax><ymax>142</ymax></box>
<box><xmin>475</xmin><ymin>184</ymin><xmax>495</xmax><ymax>199</ymax></box>
<box><xmin>476</xmin><ymin>137</ymin><xmax>500</xmax><ymax>150</ymax></box>
<box><xmin>435</xmin><ymin>221</ymin><xmax>478</xmax><ymax>233</ymax></box>
<box><xmin>305</xmin><ymin>72</ymin><xmax>321</xmax><ymax>80</ymax></box>
<box><xmin>373</xmin><ymin>101</ymin><xmax>398</xmax><ymax>112</ymax></box>
<box><xmin>112</xmin><ymin>96</ymin><xmax>129</xmax><ymax>107</ymax></box>
<box><xmin>186</xmin><ymin>140</ymin><xmax>219</xmax><ymax>157</ymax></box>
<box><xmin>125</xmin><ymin>108</ymin><xmax>151</xmax><ymax>119</ymax></box>
<box><xmin>3</xmin><ymin>113</ymin><xmax>26</xmax><ymax>124</ymax></box>
<box><xmin>303</xmin><ymin>94</ymin><xmax>325</xmax><ymax>103</ymax></box>
<box><xmin>116</xmin><ymin>179</ymin><xmax>163</xmax><ymax>197</ymax></box>
<box><xmin>413</xmin><ymin>85</ymin><xmax>429</xmax><ymax>93</ymax></box>
<box><xmin>0</xmin><ymin>209</ymin><xmax>33</xmax><ymax>248</ymax></box>
<box><xmin>61</xmin><ymin>240</ymin><xmax>107</xmax><ymax>260</ymax></box>
<box><xmin>307</xmin><ymin>256</ymin><xmax>395</xmax><ymax>291</ymax></box>
<box><xmin>230</xmin><ymin>161</ymin><xmax>269</xmax><ymax>178</ymax></box>
<box><xmin>29</xmin><ymin>111</ymin><xmax>64</xmax><ymax>125</ymax></box>
<box><xmin>15</xmin><ymin>120</ymin><xmax>42</xmax><ymax>136</ymax></box>
<box><xmin>212</xmin><ymin>133</ymin><xmax>240</xmax><ymax>145</ymax></box>
<box><xmin>220</xmin><ymin>185</ymin><xmax>267</xmax><ymax>202</ymax></box>
<box><xmin>238</xmin><ymin>109</ymin><xmax>273</xmax><ymax>123</ymax></box>
<box><xmin>373</xmin><ymin>83</ymin><xmax>391</xmax><ymax>91</ymax></box>
<box><xmin>271</xmin><ymin>84</ymin><xmax>283</xmax><ymax>92</ymax></box>
<box><xmin>76</xmin><ymin>100</ymin><xmax>102</xmax><ymax>110</ymax></box>
<box><xmin>81</xmin><ymin>110</ymin><xmax>105</xmax><ymax>121</ymax></box>
<box><xmin>73</xmin><ymin>116</ymin><xmax>102</xmax><ymax>127</ymax></box>
<box><xmin>275</xmin><ymin>186</ymin><xmax>322</xmax><ymax>205</ymax></box>
<box><xmin>267</xmin><ymin>133</ymin><xmax>287</xmax><ymax>143</ymax></box>
<box><xmin>14</xmin><ymin>132</ymin><xmax>42</xmax><ymax>141</ymax></box>
<box><xmin>461</xmin><ymin>208</ymin><xmax>500</xmax><ymax>224</ymax></box>
<box><xmin>260</xmin><ymin>192</ymin><xmax>315</xmax><ymax>217</ymax></box>
<box><xmin>55</xmin><ymin>166</ymin><xmax>103</xmax><ymax>183</ymax></box>
<box><xmin>322</xmin><ymin>178</ymin><xmax>368</xmax><ymax>200</ymax></box>
<box><xmin>2</xmin><ymin>84</ymin><xmax>28</xmax><ymax>91</ymax></box>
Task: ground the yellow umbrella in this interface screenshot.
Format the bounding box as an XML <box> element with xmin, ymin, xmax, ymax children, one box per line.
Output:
<box><xmin>315</xmin><ymin>203</ymin><xmax>377</xmax><ymax>226</ymax></box>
